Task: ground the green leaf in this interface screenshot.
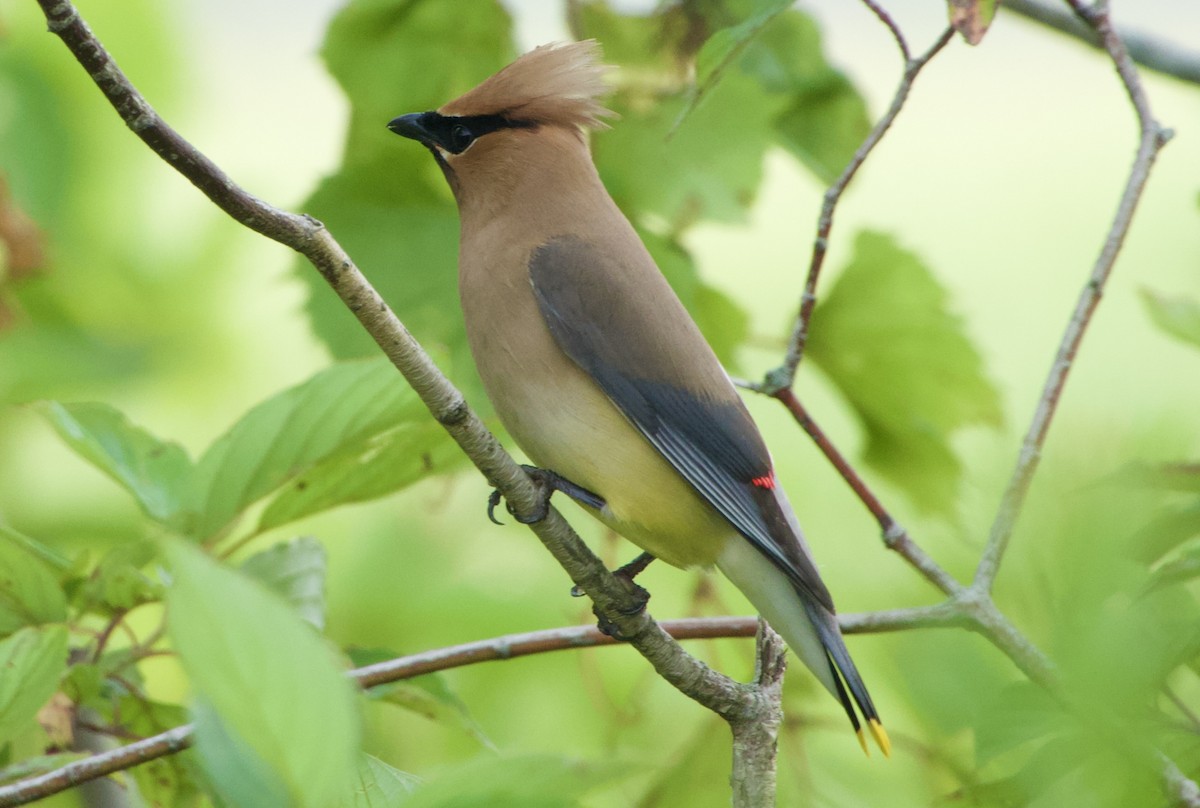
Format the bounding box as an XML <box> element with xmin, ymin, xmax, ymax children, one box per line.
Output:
<box><xmin>165</xmin><ymin>541</ymin><xmax>360</xmax><ymax>807</ymax></box>
<box><xmin>341</xmin><ymin>755</ymin><xmax>419</xmax><ymax>808</ymax></box>
<box><xmin>1121</xmin><ymin>462</ymin><xmax>1200</xmax><ymax>495</ymax></box>
<box><xmin>0</xmin><ymin>625</ymin><xmax>69</xmax><ymax>744</ymax></box>
<box><xmin>730</xmin><ymin>7</ymin><xmax>871</xmax><ymax>184</ymax></box>
<box><xmin>1128</xmin><ymin>501</ymin><xmax>1200</xmax><ymax>565</ymax></box>
<box><xmin>351</xmin><ymin>648</ymin><xmax>492</xmax><ymax>748</ymax></box>
<box><xmin>33</xmin><ymin>401</ymin><xmax>193</xmax><ymax>526</ymax></box>
<box><xmin>677</xmin><ymin>0</ymin><xmax>793</xmax><ymax>130</ymax></box>
<box><xmin>637</xmin><ymin>715</ymin><xmax>730</xmax><ymax>807</ymax></box>
<box><xmin>1145</xmin><ymin>542</ymin><xmax>1200</xmax><ymax>591</ymax></box>
<box><xmin>401</xmin><ymin>754</ymin><xmax>636</xmax><ymax>808</ymax></box>
<box><xmin>78</xmin><ymin>539</ymin><xmax>163</xmax><ymax>613</ymax></box>
<box><xmin>0</xmin><ymin>526</ymin><xmax>67</xmax><ymax>636</ymax></box>
<box><xmin>809</xmin><ymin>231</ymin><xmax>1002</xmax><ymax>514</ymax></box>
<box><xmin>119</xmin><ymin>696</ymin><xmax>202</xmax><ymax>804</ymax></box>
<box><xmin>0</xmin><ymin>752</ymin><xmax>87</xmax><ymax>786</ymax></box>
<box><xmin>948</xmin><ymin>0</ymin><xmax>999</xmax><ymax>45</ymax></box>
<box><xmin>1140</xmin><ymin>288</ymin><xmax>1200</xmax><ymax>350</ymax></box>
<box><xmin>595</xmin><ymin>64</ymin><xmax>776</xmax><ymax>227</ymax></box>
<box><xmin>192</xmin><ymin>698</ymin><xmax>293</xmax><ymax>808</ymax></box>
<box><xmin>257</xmin><ymin>413</ymin><xmax>465</xmax><ymax>535</ymax></box>
<box><xmin>188</xmin><ymin>357</ymin><xmax>456</xmax><ymax>540</ymax></box>
<box><xmin>975</xmin><ymin>681</ymin><xmax>1066</xmax><ymax>765</ymax></box>
<box><xmin>241</xmin><ymin>537</ymin><xmax>328</xmax><ymax>631</ymax></box>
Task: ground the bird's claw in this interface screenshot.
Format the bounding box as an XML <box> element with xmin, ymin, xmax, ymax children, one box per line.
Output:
<box><xmin>486</xmin><ymin>465</ymin><xmax>604</xmax><ymax>526</ymax></box>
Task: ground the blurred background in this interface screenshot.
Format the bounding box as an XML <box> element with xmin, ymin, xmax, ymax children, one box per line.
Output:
<box><xmin>2</xmin><ymin>0</ymin><xmax>1200</xmax><ymax>805</ymax></box>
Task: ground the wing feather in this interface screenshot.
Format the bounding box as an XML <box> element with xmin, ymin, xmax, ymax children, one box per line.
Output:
<box><xmin>529</xmin><ymin>235</ymin><xmax>833</xmax><ymax>610</ymax></box>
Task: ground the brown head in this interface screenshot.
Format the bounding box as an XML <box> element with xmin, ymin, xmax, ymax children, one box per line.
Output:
<box><xmin>387</xmin><ymin>41</ymin><xmax>613</xmax><ymax>211</ymax></box>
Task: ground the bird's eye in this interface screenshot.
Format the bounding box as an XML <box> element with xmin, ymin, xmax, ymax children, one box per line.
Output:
<box><xmin>448</xmin><ymin>123</ymin><xmax>475</xmax><ymax>153</ymax></box>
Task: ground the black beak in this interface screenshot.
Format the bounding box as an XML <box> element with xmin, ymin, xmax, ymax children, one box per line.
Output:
<box><xmin>387</xmin><ymin>112</ymin><xmax>436</xmax><ymax>145</ymax></box>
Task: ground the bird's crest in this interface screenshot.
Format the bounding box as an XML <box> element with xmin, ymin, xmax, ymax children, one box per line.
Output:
<box><xmin>440</xmin><ymin>41</ymin><xmax>613</xmax><ymax>131</ymax></box>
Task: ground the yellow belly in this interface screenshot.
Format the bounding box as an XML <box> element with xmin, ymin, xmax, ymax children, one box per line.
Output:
<box><xmin>485</xmin><ymin>349</ymin><xmax>731</xmax><ymax>569</ymax></box>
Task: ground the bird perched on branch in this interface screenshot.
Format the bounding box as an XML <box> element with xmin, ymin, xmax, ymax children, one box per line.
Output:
<box><xmin>388</xmin><ymin>40</ymin><xmax>889</xmax><ymax>756</ymax></box>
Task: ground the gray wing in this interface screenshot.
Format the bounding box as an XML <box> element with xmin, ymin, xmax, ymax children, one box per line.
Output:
<box><xmin>528</xmin><ymin>234</ymin><xmax>834</xmax><ymax>611</ymax></box>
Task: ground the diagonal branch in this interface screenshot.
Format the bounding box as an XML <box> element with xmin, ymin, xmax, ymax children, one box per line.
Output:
<box><xmin>972</xmin><ymin>0</ymin><xmax>1173</xmax><ymax>591</ymax></box>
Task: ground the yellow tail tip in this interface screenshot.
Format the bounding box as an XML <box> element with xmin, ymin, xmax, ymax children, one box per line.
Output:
<box><xmin>869</xmin><ymin>719</ymin><xmax>892</xmax><ymax>758</ymax></box>
<box><xmin>855</xmin><ymin>727</ymin><xmax>870</xmax><ymax>757</ymax></box>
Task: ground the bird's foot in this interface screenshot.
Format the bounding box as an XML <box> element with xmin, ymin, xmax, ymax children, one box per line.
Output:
<box><xmin>487</xmin><ymin>465</ymin><xmax>605</xmax><ymax>525</ymax></box>
<box><xmin>586</xmin><ymin>558</ymin><xmax>652</xmax><ymax>641</ymax></box>
<box><xmin>591</xmin><ymin>582</ymin><xmax>650</xmax><ymax>641</ymax></box>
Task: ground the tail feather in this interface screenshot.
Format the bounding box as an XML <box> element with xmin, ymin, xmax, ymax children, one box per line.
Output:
<box><xmin>717</xmin><ymin>538</ymin><xmax>890</xmax><ymax>757</ymax></box>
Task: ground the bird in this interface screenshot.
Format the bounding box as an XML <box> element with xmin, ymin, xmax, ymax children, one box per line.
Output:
<box><xmin>387</xmin><ymin>40</ymin><xmax>889</xmax><ymax>757</ymax></box>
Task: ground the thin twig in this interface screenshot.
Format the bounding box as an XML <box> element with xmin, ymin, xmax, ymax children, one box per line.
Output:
<box><xmin>1005</xmin><ymin>0</ymin><xmax>1200</xmax><ymax>86</ymax></box>
<box><xmin>761</xmin><ymin>20</ymin><xmax>954</xmax><ymax>393</ymax></box>
<box><xmin>972</xmin><ymin>0</ymin><xmax>1173</xmax><ymax>591</ymax></box>
<box><xmin>772</xmin><ymin>389</ymin><xmax>963</xmax><ymax>596</ymax></box>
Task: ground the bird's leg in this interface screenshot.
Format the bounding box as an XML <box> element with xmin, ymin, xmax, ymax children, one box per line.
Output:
<box><xmin>487</xmin><ymin>465</ymin><xmax>606</xmax><ymax>525</ymax></box>
<box><xmin>614</xmin><ymin>551</ymin><xmax>656</xmax><ymax>583</ymax></box>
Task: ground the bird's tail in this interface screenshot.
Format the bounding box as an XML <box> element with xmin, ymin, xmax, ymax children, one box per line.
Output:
<box><xmin>716</xmin><ymin>538</ymin><xmax>890</xmax><ymax>757</ymax></box>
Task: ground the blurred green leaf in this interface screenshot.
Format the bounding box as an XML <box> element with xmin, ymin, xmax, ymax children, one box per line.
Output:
<box><xmin>1145</xmin><ymin>542</ymin><xmax>1200</xmax><ymax>591</ymax></box>
<box><xmin>744</xmin><ymin>8</ymin><xmax>871</xmax><ymax>184</ymax></box>
<box><xmin>77</xmin><ymin>539</ymin><xmax>162</xmax><ymax>613</ymax></box>
<box><xmin>166</xmin><ymin>540</ymin><xmax>360</xmax><ymax>807</ymax></box>
<box><xmin>341</xmin><ymin>754</ymin><xmax>420</xmax><ymax>808</ymax></box>
<box><xmin>34</xmin><ymin>400</ymin><xmax>193</xmax><ymax>526</ymax></box>
<box><xmin>351</xmin><ymin>648</ymin><xmax>492</xmax><ymax>748</ymax></box>
<box><xmin>0</xmin><ymin>526</ymin><xmax>68</xmax><ymax>636</ymax></box>
<box><xmin>809</xmin><ymin>231</ymin><xmax>1002</xmax><ymax>514</ymax></box>
<box><xmin>119</xmin><ymin>696</ymin><xmax>202</xmax><ymax>804</ymax></box>
<box><xmin>192</xmin><ymin>697</ymin><xmax>293</xmax><ymax>808</ymax></box>
<box><xmin>678</xmin><ymin>0</ymin><xmax>793</xmax><ymax>129</ymax></box>
<box><xmin>595</xmin><ymin>60</ymin><xmax>776</xmax><ymax>227</ymax></box>
<box><xmin>242</xmin><ymin>537</ymin><xmax>327</xmax><ymax>631</ymax></box>
<box><xmin>0</xmin><ymin>752</ymin><xmax>86</xmax><ymax>786</ymax></box>
<box><xmin>1120</xmin><ymin>462</ymin><xmax>1200</xmax><ymax>495</ymax></box>
<box><xmin>1140</xmin><ymin>288</ymin><xmax>1200</xmax><ymax>350</ymax></box>
<box><xmin>400</xmin><ymin>753</ymin><xmax>636</xmax><ymax>808</ymax></box>
<box><xmin>1128</xmin><ymin>501</ymin><xmax>1200</xmax><ymax>565</ymax></box>
<box><xmin>0</xmin><ymin>625</ymin><xmax>68</xmax><ymax>744</ymax></box>
<box><xmin>948</xmin><ymin>0</ymin><xmax>999</xmax><ymax>45</ymax></box>
<box><xmin>975</xmin><ymin>681</ymin><xmax>1066</xmax><ymax>765</ymax></box>
<box><xmin>637</xmin><ymin>715</ymin><xmax>729</xmax><ymax>807</ymax></box>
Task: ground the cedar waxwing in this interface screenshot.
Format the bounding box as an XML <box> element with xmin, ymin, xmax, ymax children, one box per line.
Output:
<box><xmin>388</xmin><ymin>41</ymin><xmax>889</xmax><ymax>756</ymax></box>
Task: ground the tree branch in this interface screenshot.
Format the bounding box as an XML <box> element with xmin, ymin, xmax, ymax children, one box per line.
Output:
<box><xmin>1005</xmin><ymin>0</ymin><xmax>1200</xmax><ymax>86</ymax></box>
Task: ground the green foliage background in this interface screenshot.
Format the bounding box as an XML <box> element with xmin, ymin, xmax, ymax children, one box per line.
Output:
<box><xmin>2</xmin><ymin>0</ymin><xmax>1200</xmax><ymax>805</ymax></box>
